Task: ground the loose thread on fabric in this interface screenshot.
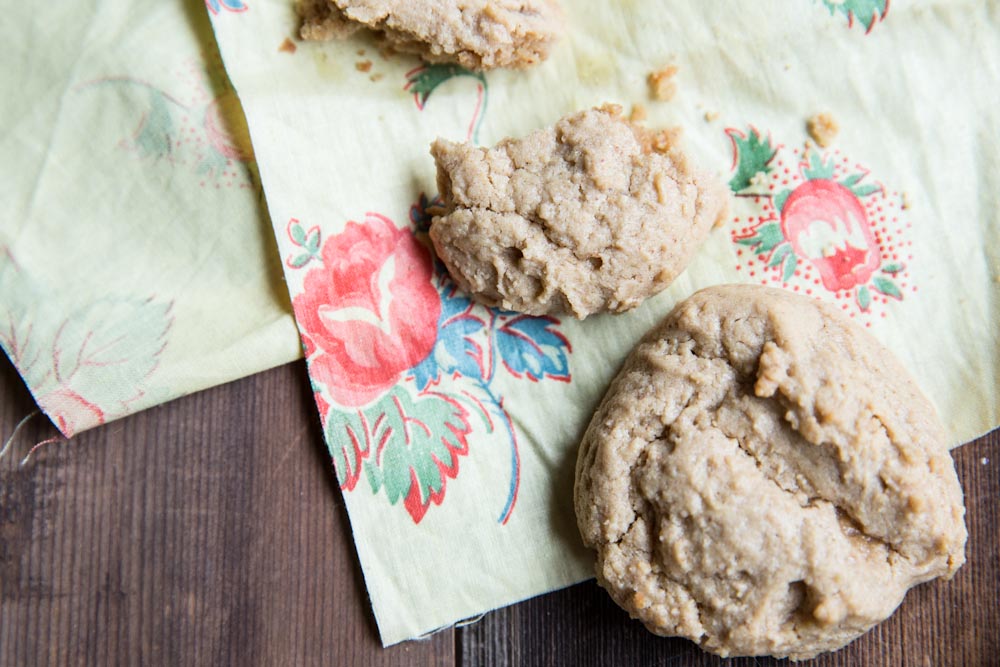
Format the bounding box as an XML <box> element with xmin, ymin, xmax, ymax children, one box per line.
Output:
<box><xmin>412</xmin><ymin>612</ymin><xmax>487</xmax><ymax>643</ymax></box>
<box><xmin>20</xmin><ymin>436</ymin><xmax>66</xmax><ymax>467</ymax></box>
<box><xmin>454</xmin><ymin>613</ymin><xmax>486</xmax><ymax>628</ymax></box>
<box><xmin>0</xmin><ymin>410</ymin><xmax>39</xmax><ymax>461</ymax></box>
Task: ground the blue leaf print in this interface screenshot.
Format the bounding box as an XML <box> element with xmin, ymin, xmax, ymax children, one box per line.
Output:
<box><xmin>436</xmin><ymin>316</ymin><xmax>488</xmax><ymax>380</ymax></box>
<box><xmin>410</xmin><ymin>353</ymin><xmax>439</xmax><ymax>392</ymax></box>
<box><xmin>206</xmin><ymin>0</ymin><xmax>247</xmax><ymax>15</ymax></box>
<box><xmin>409</xmin><ymin>282</ymin><xmax>488</xmax><ymax>390</ymax></box>
<box><xmin>439</xmin><ymin>283</ymin><xmax>474</xmax><ymax>321</ymax></box>
<box><xmin>496</xmin><ymin>316</ymin><xmax>571</xmax><ymax>382</ymax></box>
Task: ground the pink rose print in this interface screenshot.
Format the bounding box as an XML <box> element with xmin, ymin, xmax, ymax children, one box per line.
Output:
<box><xmin>780</xmin><ymin>179</ymin><xmax>881</xmax><ymax>292</ymax></box>
<box><xmin>292</xmin><ymin>213</ymin><xmax>441</xmax><ymax>408</ymax></box>
<box><xmin>284</xmin><ymin>207</ymin><xmax>574</xmax><ymax>525</ymax></box>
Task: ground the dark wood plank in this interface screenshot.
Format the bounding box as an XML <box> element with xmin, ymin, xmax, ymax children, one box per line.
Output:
<box><xmin>2</xmin><ymin>341</ymin><xmax>997</xmax><ymax>666</ymax></box>
<box><xmin>458</xmin><ymin>433</ymin><xmax>999</xmax><ymax>667</ymax></box>
<box><xmin>0</xmin><ymin>354</ymin><xmax>453</xmax><ymax>666</ymax></box>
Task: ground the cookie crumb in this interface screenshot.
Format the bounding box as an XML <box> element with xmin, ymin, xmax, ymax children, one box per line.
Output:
<box><xmin>630</xmin><ymin>104</ymin><xmax>648</xmax><ymax>123</ymax></box>
<box><xmin>598</xmin><ymin>102</ymin><xmax>624</xmax><ymax>118</ymax></box>
<box><xmin>901</xmin><ymin>192</ymin><xmax>911</xmax><ymax>210</ymax></box>
<box><xmin>651</xmin><ymin>127</ymin><xmax>683</xmax><ymax>154</ymax></box>
<box><xmin>807</xmin><ymin>112</ymin><xmax>839</xmax><ymax>148</ymax></box>
<box><xmin>370</xmin><ymin>72</ymin><xmax>384</xmax><ymax>82</ymax></box>
<box><xmin>355</xmin><ymin>59</ymin><xmax>373</xmax><ymax>72</ymax></box>
<box><xmin>356</xmin><ymin>48</ymin><xmax>366</xmax><ymax>56</ymax></box>
<box><xmin>704</xmin><ymin>111</ymin><xmax>720</xmax><ymax>123</ymax></box>
<box><xmin>278</xmin><ymin>38</ymin><xmax>297</xmax><ymax>53</ymax></box>
<box><xmin>648</xmin><ymin>64</ymin><xmax>679</xmax><ymax>101</ymax></box>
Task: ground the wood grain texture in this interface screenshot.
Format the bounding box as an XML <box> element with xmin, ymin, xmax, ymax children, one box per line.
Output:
<box><xmin>0</xmin><ymin>350</ymin><xmax>996</xmax><ymax>666</ymax></box>
<box><xmin>0</xmin><ymin>355</ymin><xmax>452</xmax><ymax>667</ymax></box>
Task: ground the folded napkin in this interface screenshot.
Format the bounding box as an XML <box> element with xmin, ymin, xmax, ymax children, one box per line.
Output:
<box><xmin>208</xmin><ymin>0</ymin><xmax>1000</xmax><ymax>644</ymax></box>
<box><xmin>1</xmin><ymin>0</ymin><xmax>301</xmax><ymax>437</ymax></box>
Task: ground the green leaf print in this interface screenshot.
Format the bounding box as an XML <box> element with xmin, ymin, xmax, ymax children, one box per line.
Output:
<box><xmin>405</xmin><ymin>63</ymin><xmax>489</xmax><ymax>144</ymax></box>
<box><xmin>736</xmin><ymin>222</ymin><xmax>785</xmax><ymax>253</ymax></box>
<box><xmin>803</xmin><ymin>151</ymin><xmax>835</xmax><ymax>181</ymax></box>
<box><xmin>850</xmin><ymin>183</ymin><xmax>882</xmax><ymax>198</ymax></box>
<box><xmin>858</xmin><ymin>285</ymin><xmax>872</xmax><ymax>311</ymax></box>
<box><xmin>767</xmin><ymin>243</ymin><xmax>792</xmax><ymax>268</ymax></box>
<box><xmin>326</xmin><ymin>385</ymin><xmax>472</xmax><ymax>522</ymax></box>
<box><xmin>326</xmin><ymin>406</ymin><xmax>375</xmax><ymax>491</ymax></box>
<box><xmin>872</xmin><ymin>276</ymin><xmax>902</xmax><ymax>299</ymax></box>
<box><xmin>782</xmin><ymin>254</ymin><xmax>798</xmax><ymax>282</ymax></box>
<box><xmin>820</xmin><ymin>0</ymin><xmax>889</xmax><ymax>32</ymax></box>
<box><xmin>134</xmin><ymin>88</ymin><xmax>175</xmax><ymax>158</ymax></box>
<box><xmin>728</xmin><ymin>128</ymin><xmax>777</xmax><ymax>193</ymax></box>
<box><xmin>406</xmin><ymin>64</ymin><xmax>485</xmax><ymax>109</ymax></box>
<box><xmin>370</xmin><ymin>387</ymin><xmax>470</xmax><ymax>509</ymax></box>
<box><xmin>881</xmin><ymin>262</ymin><xmax>905</xmax><ymax>275</ymax></box>
<box><xmin>774</xmin><ymin>189</ymin><xmax>792</xmax><ymax>213</ymax></box>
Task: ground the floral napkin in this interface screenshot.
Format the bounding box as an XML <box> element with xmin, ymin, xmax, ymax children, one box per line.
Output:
<box><xmin>1</xmin><ymin>0</ymin><xmax>301</xmax><ymax>438</ymax></box>
<box><xmin>208</xmin><ymin>0</ymin><xmax>1000</xmax><ymax>645</ymax></box>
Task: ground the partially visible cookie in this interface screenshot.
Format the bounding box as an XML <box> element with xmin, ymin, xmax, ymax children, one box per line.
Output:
<box><xmin>428</xmin><ymin>105</ymin><xmax>728</xmax><ymax>318</ymax></box>
<box><xmin>574</xmin><ymin>285</ymin><xmax>966</xmax><ymax>660</ymax></box>
<box><xmin>298</xmin><ymin>0</ymin><xmax>563</xmax><ymax>70</ymax></box>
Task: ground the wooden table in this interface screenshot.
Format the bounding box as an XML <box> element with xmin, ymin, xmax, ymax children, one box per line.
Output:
<box><xmin>1</xmin><ymin>354</ymin><xmax>996</xmax><ymax>666</ymax></box>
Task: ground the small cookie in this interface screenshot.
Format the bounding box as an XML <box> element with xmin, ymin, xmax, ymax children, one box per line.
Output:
<box><xmin>574</xmin><ymin>285</ymin><xmax>966</xmax><ymax>660</ymax></box>
<box><xmin>429</xmin><ymin>106</ymin><xmax>728</xmax><ymax>318</ymax></box>
<box><xmin>298</xmin><ymin>0</ymin><xmax>563</xmax><ymax>70</ymax></box>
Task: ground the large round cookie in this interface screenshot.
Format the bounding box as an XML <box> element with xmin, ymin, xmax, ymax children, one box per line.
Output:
<box><xmin>574</xmin><ymin>285</ymin><xmax>966</xmax><ymax>660</ymax></box>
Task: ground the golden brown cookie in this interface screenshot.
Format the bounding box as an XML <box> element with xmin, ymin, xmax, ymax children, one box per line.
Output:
<box><xmin>574</xmin><ymin>285</ymin><xmax>967</xmax><ymax>660</ymax></box>
<box><xmin>429</xmin><ymin>106</ymin><xmax>728</xmax><ymax>318</ymax></box>
<box><xmin>298</xmin><ymin>0</ymin><xmax>563</xmax><ymax>70</ymax></box>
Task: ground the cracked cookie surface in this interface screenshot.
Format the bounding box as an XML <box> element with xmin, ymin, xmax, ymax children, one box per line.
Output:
<box><xmin>574</xmin><ymin>285</ymin><xmax>966</xmax><ymax>660</ymax></box>
<box><xmin>428</xmin><ymin>106</ymin><xmax>728</xmax><ymax>318</ymax></box>
<box><xmin>298</xmin><ymin>0</ymin><xmax>563</xmax><ymax>70</ymax></box>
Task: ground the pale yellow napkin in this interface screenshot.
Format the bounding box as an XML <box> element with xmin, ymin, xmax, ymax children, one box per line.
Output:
<box><xmin>209</xmin><ymin>0</ymin><xmax>999</xmax><ymax>645</ymax></box>
<box><xmin>0</xmin><ymin>0</ymin><xmax>301</xmax><ymax>437</ymax></box>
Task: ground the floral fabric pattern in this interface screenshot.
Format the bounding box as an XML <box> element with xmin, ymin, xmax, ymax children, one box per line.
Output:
<box><xmin>726</xmin><ymin>127</ymin><xmax>912</xmax><ymax>322</ymax></box>
<box><xmin>285</xmin><ymin>205</ymin><xmax>572</xmax><ymax>525</ymax></box>
<box><xmin>206</xmin><ymin>0</ymin><xmax>248</xmax><ymax>15</ymax></box>
<box><xmin>293</xmin><ymin>215</ymin><xmax>441</xmax><ymax>407</ymax></box>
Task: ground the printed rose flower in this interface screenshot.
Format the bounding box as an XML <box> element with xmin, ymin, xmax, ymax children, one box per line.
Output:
<box><xmin>293</xmin><ymin>214</ymin><xmax>441</xmax><ymax>408</ymax></box>
<box><xmin>781</xmin><ymin>179</ymin><xmax>881</xmax><ymax>292</ymax></box>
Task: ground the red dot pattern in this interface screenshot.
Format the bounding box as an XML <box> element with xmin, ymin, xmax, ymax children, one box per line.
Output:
<box><xmin>119</xmin><ymin>57</ymin><xmax>255</xmax><ymax>190</ymax></box>
<box><xmin>729</xmin><ymin>143</ymin><xmax>916</xmax><ymax>326</ymax></box>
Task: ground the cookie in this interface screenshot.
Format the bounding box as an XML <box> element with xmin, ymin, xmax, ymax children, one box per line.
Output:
<box><xmin>428</xmin><ymin>105</ymin><xmax>728</xmax><ymax>318</ymax></box>
<box><xmin>574</xmin><ymin>285</ymin><xmax>966</xmax><ymax>660</ymax></box>
<box><xmin>298</xmin><ymin>0</ymin><xmax>563</xmax><ymax>70</ymax></box>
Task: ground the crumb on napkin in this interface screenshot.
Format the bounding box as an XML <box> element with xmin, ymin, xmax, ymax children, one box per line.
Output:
<box><xmin>807</xmin><ymin>112</ymin><xmax>839</xmax><ymax>148</ymax></box>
